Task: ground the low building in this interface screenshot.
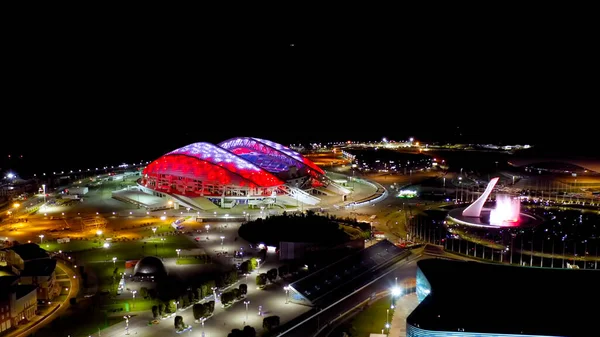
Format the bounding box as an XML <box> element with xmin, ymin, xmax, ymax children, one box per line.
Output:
<box><xmin>19</xmin><ymin>259</ymin><xmax>59</xmax><ymax>302</ymax></box>
<box><xmin>6</xmin><ymin>243</ymin><xmax>50</xmax><ymax>262</ymax></box>
<box><xmin>0</xmin><ymin>250</ymin><xmax>24</xmax><ymax>272</ymax></box>
<box><xmin>0</xmin><ymin>275</ymin><xmax>38</xmax><ymax>331</ymax></box>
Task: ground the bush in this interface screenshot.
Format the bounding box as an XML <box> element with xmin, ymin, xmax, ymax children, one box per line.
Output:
<box><xmin>256</xmin><ymin>273</ymin><xmax>267</xmax><ymax>288</ymax></box>
<box><xmin>174</xmin><ymin>315</ymin><xmax>184</xmax><ymax>329</ymax></box>
<box><xmin>192</xmin><ymin>303</ymin><xmax>204</xmax><ymax>320</ymax></box>
<box><xmin>239</xmin><ymin>283</ymin><xmax>247</xmax><ymax>296</ymax></box>
<box><xmin>263</xmin><ymin>316</ymin><xmax>280</xmax><ymax>331</ymax></box>
<box><xmin>152</xmin><ymin>305</ymin><xmax>158</xmax><ymax>319</ymax></box>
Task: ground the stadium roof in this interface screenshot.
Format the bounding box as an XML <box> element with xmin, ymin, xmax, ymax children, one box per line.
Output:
<box><xmin>408</xmin><ymin>259</ymin><xmax>600</xmax><ymax>337</ymax></box>
<box><xmin>218</xmin><ymin>137</ymin><xmax>325</xmax><ymax>175</ymax></box>
<box><xmin>289</xmin><ymin>240</ymin><xmax>405</xmax><ymax>304</ymax></box>
<box><xmin>143</xmin><ymin>142</ymin><xmax>284</xmax><ymax>187</ymax></box>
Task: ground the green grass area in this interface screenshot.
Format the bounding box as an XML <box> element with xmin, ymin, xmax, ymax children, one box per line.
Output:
<box><xmin>30</xmin><ymin>306</ymin><xmax>124</xmax><ymax>337</ymax></box>
<box><xmin>42</xmin><ymin>240</ymin><xmax>99</xmax><ymax>253</ymax></box>
<box><xmin>347</xmin><ymin>297</ymin><xmax>395</xmax><ymax>337</ymax></box>
<box><xmin>175</xmin><ymin>257</ymin><xmax>205</xmax><ymax>265</ymax></box>
<box><xmin>102</xmin><ymin>298</ymin><xmax>158</xmax><ymax>312</ymax></box>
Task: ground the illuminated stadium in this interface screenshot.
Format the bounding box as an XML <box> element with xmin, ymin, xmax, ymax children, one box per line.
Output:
<box><xmin>138</xmin><ymin>137</ymin><xmax>349</xmax><ymax>210</ymax></box>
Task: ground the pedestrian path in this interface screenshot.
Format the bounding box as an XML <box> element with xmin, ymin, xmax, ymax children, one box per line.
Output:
<box><xmin>388</xmin><ymin>293</ymin><xmax>418</xmax><ymax>337</ymax></box>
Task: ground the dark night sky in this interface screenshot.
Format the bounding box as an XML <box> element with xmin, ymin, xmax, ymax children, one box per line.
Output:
<box><xmin>1</xmin><ymin>12</ymin><xmax>598</xmax><ymax>173</ymax></box>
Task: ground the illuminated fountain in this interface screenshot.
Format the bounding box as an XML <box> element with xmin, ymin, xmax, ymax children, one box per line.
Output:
<box><xmin>447</xmin><ymin>177</ymin><xmax>541</xmax><ymax>228</ymax></box>
<box><xmin>489</xmin><ymin>194</ymin><xmax>520</xmax><ymax>226</ymax></box>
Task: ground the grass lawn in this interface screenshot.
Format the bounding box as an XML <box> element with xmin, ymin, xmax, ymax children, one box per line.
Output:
<box><xmin>31</xmin><ymin>305</ymin><xmax>124</xmax><ymax>337</ymax></box>
<box><xmin>348</xmin><ymin>297</ymin><xmax>395</xmax><ymax>337</ymax></box>
<box><xmin>175</xmin><ymin>257</ymin><xmax>205</xmax><ymax>265</ymax></box>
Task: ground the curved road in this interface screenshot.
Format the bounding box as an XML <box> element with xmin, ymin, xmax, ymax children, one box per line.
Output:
<box><xmin>6</xmin><ymin>260</ymin><xmax>79</xmax><ymax>337</ymax></box>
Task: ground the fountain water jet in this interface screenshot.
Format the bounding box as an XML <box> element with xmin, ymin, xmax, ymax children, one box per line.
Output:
<box><xmin>490</xmin><ymin>194</ymin><xmax>520</xmax><ymax>226</ymax></box>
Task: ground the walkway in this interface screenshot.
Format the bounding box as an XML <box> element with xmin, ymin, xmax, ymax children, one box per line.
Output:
<box><xmin>388</xmin><ymin>293</ymin><xmax>418</xmax><ymax>337</ymax></box>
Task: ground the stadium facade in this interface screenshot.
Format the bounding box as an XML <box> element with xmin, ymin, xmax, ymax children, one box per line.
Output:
<box><xmin>139</xmin><ymin>137</ymin><xmax>349</xmax><ymax>209</ymax></box>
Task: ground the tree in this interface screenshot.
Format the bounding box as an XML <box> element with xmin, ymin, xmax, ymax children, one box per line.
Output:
<box><xmin>193</xmin><ymin>288</ymin><xmax>200</xmax><ymax>302</ymax></box>
<box><xmin>192</xmin><ymin>303</ymin><xmax>204</xmax><ymax>321</ymax></box>
<box><xmin>206</xmin><ymin>300</ymin><xmax>215</xmax><ymax>314</ymax></box>
<box><xmin>148</xmin><ymin>288</ymin><xmax>157</xmax><ymax>299</ymax></box>
<box><xmin>228</xmin><ymin>329</ymin><xmax>243</xmax><ymax>337</ymax></box>
<box><xmin>256</xmin><ymin>273</ymin><xmax>267</xmax><ymax>288</ymax></box>
<box><xmin>139</xmin><ymin>287</ymin><xmax>149</xmax><ymax>299</ymax></box>
<box><xmin>239</xmin><ymin>283</ymin><xmax>247</xmax><ymax>296</ymax></box>
<box><xmin>249</xmin><ymin>257</ymin><xmax>258</xmax><ymax>270</ymax></box>
<box><xmin>220</xmin><ymin>291</ymin><xmax>235</xmax><ymax>305</ymax></box>
<box><xmin>152</xmin><ymin>305</ymin><xmax>158</xmax><ymax>319</ymax></box>
<box><xmin>182</xmin><ymin>295</ymin><xmax>190</xmax><ymax>308</ymax></box>
<box><xmin>278</xmin><ymin>265</ymin><xmax>289</xmax><ymax>278</ymax></box>
<box><xmin>242</xmin><ymin>325</ymin><xmax>257</xmax><ymax>337</ymax></box>
<box><xmin>263</xmin><ymin>316</ymin><xmax>280</xmax><ymax>331</ymax></box>
<box><xmin>232</xmin><ymin>288</ymin><xmax>241</xmax><ymax>299</ymax></box>
<box><xmin>167</xmin><ymin>299</ymin><xmax>177</xmax><ymax>313</ymax></box>
<box><xmin>174</xmin><ymin>315</ymin><xmax>184</xmax><ymax>329</ymax></box>
<box><xmin>240</xmin><ymin>260</ymin><xmax>251</xmax><ymax>274</ymax></box>
<box><xmin>158</xmin><ymin>302</ymin><xmax>165</xmax><ymax>316</ymax></box>
<box><xmin>187</xmin><ymin>289</ymin><xmax>194</xmax><ymax>304</ymax></box>
<box><xmin>266</xmin><ymin>268</ymin><xmax>277</xmax><ymax>283</ymax></box>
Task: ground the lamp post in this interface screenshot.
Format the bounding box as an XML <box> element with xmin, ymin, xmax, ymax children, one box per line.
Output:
<box><xmin>220</xmin><ymin>236</ymin><xmax>225</xmax><ymax>252</ymax></box>
<box><xmin>39</xmin><ymin>234</ymin><xmax>44</xmax><ymax>244</ymax></box>
<box><xmin>124</xmin><ymin>315</ymin><xmax>131</xmax><ymax>335</ymax></box>
<box><xmin>211</xmin><ymin>286</ymin><xmax>218</xmax><ymax>302</ymax></box>
<box><xmin>386</xmin><ymin>308</ymin><xmax>390</xmax><ymax>333</ymax></box>
<box><xmin>176</xmin><ymin>249</ymin><xmax>181</xmax><ymax>258</ymax></box>
<box><xmin>152</xmin><ymin>227</ymin><xmax>157</xmax><ymax>235</ymax></box>
<box><xmin>391</xmin><ymin>286</ymin><xmax>401</xmax><ymax>309</ymax></box>
<box><xmin>256</xmin><ymin>258</ymin><xmax>261</xmax><ymax>274</ymax></box>
<box><xmin>112</xmin><ymin>257</ymin><xmax>117</xmax><ymax>266</ymax></box>
<box><xmin>244</xmin><ymin>300</ymin><xmax>250</xmax><ymax>321</ymax></box>
<box><xmin>132</xmin><ymin>290</ymin><xmax>137</xmax><ymax>308</ymax></box>
<box><xmin>284</xmin><ymin>286</ymin><xmax>290</xmax><ymax>304</ymax></box>
<box><xmin>205</xmin><ymin>224</ymin><xmax>210</xmax><ymax>233</ymax></box>
<box><xmin>42</xmin><ymin>184</ymin><xmax>46</xmax><ymax>203</ymax></box>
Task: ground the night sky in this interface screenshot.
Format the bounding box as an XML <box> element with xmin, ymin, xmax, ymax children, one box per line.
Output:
<box><xmin>1</xmin><ymin>17</ymin><xmax>597</xmax><ymax>174</ymax></box>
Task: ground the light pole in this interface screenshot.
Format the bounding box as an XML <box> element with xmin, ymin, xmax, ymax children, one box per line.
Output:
<box><xmin>256</xmin><ymin>258</ymin><xmax>261</xmax><ymax>274</ymax></box>
<box><xmin>152</xmin><ymin>227</ymin><xmax>157</xmax><ymax>235</ymax></box>
<box><xmin>244</xmin><ymin>300</ymin><xmax>250</xmax><ymax>322</ymax></box>
<box><xmin>211</xmin><ymin>286</ymin><xmax>218</xmax><ymax>302</ymax></box>
<box><xmin>131</xmin><ymin>290</ymin><xmax>137</xmax><ymax>309</ymax></box>
<box><xmin>112</xmin><ymin>257</ymin><xmax>117</xmax><ymax>266</ymax></box>
<box><xmin>391</xmin><ymin>286</ymin><xmax>401</xmax><ymax>309</ymax></box>
<box><xmin>124</xmin><ymin>315</ymin><xmax>131</xmax><ymax>335</ymax></box>
<box><xmin>176</xmin><ymin>249</ymin><xmax>181</xmax><ymax>258</ymax></box>
<box><xmin>220</xmin><ymin>236</ymin><xmax>225</xmax><ymax>252</ymax></box>
<box><xmin>39</xmin><ymin>234</ymin><xmax>44</xmax><ymax>244</ymax></box>
<box><xmin>42</xmin><ymin>184</ymin><xmax>46</xmax><ymax>203</ymax></box>
<box><xmin>386</xmin><ymin>308</ymin><xmax>390</xmax><ymax>333</ymax></box>
<box><xmin>284</xmin><ymin>286</ymin><xmax>290</xmax><ymax>304</ymax></box>
<box><xmin>205</xmin><ymin>224</ymin><xmax>210</xmax><ymax>233</ymax></box>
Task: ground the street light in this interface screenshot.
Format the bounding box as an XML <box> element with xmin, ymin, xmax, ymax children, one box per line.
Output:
<box><xmin>96</xmin><ymin>229</ymin><xmax>103</xmax><ymax>236</ymax></box>
<box><xmin>132</xmin><ymin>290</ymin><xmax>137</xmax><ymax>308</ymax></box>
<box><xmin>211</xmin><ymin>286</ymin><xmax>218</xmax><ymax>302</ymax></box>
<box><xmin>176</xmin><ymin>249</ymin><xmax>181</xmax><ymax>258</ymax></box>
<box><xmin>39</xmin><ymin>234</ymin><xmax>44</xmax><ymax>244</ymax></box>
<box><xmin>112</xmin><ymin>257</ymin><xmax>117</xmax><ymax>266</ymax></box>
<box><xmin>244</xmin><ymin>300</ymin><xmax>250</xmax><ymax>321</ymax></box>
<box><xmin>152</xmin><ymin>227</ymin><xmax>157</xmax><ymax>235</ymax></box>
<box><xmin>124</xmin><ymin>315</ymin><xmax>131</xmax><ymax>335</ymax></box>
<box><xmin>220</xmin><ymin>236</ymin><xmax>225</xmax><ymax>252</ymax></box>
<box><xmin>205</xmin><ymin>224</ymin><xmax>210</xmax><ymax>233</ymax></box>
<box><xmin>256</xmin><ymin>258</ymin><xmax>261</xmax><ymax>274</ymax></box>
<box><xmin>284</xmin><ymin>286</ymin><xmax>290</xmax><ymax>304</ymax></box>
<box><xmin>42</xmin><ymin>184</ymin><xmax>46</xmax><ymax>203</ymax></box>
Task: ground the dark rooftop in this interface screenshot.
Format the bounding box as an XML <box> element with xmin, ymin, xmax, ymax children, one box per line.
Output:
<box><xmin>21</xmin><ymin>259</ymin><xmax>57</xmax><ymax>277</ymax></box>
<box><xmin>408</xmin><ymin>259</ymin><xmax>600</xmax><ymax>337</ymax></box>
<box><xmin>290</xmin><ymin>240</ymin><xmax>405</xmax><ymax>303</ymax></box>
<box><xmin>14</xmin><ymin>284</ymin><xmax>37</xmax><ymax>299</ymax></box>
<box><xmin>8</xmin><ymin>243</ymin><xmax>49</xmax><ymax>261</ymax></box>
<box><xmin>0</xmin><ymin>275</ymin><xmax>19</xmax><ymax>296</ymax></box>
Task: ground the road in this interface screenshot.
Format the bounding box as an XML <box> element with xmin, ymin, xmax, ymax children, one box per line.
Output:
<box><xmin>6</xmin><ymin>261</ymin><xmax>78</xmax><ymax>337</ymax></box>
<box><xmin>277</xmin><ymin>253</ymin><xmax>423</xmax><ymax>337</ymax></box>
